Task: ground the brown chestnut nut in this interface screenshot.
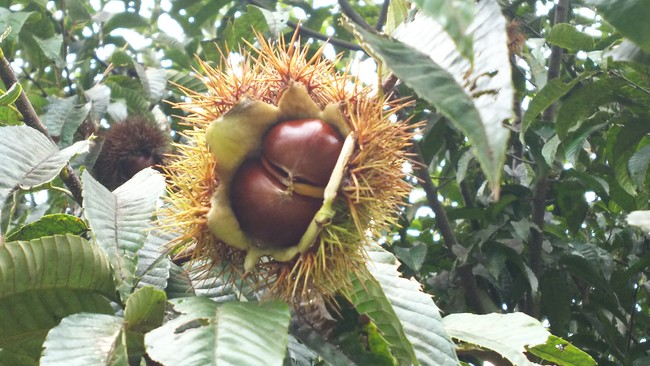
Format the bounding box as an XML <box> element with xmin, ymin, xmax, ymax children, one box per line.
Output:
<box><xmin>263</xmin><ymin>119</ymin><xmax>344</xmax><ymax>186</ymax></box>
<box><xmin>231</xmin><ymin>160</ymin><xmax>322</xmax><ymax>248</ymax></box>
<box><xmin>230</xmin><ymin>118</ymin><xmax>344</xmax><ymax>249</ymax></box>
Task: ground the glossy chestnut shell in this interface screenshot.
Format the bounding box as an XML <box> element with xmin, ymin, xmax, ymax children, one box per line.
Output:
<box><xmin>231</xmin><ymin>119</ymin><xmax>344</xmax><ymax>248</ymax></box>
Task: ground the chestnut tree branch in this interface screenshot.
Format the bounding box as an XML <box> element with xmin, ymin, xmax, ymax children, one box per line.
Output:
<box><xmin>338</xmin><ymin>0</ymin><xmax>375</xmax><ymax>32</ymax></box>
<box><xmin>0</xmin><ymin>51</ymin><xmax>84</xmax><ymax>205</ymax></box>
<box><xmin>526</xmin><ymin>0</ymin><xmax>569</xmax><ymax>316</ymax></box>
<box><xmin>376</xmin><ymin>0</ymin><xmax>390</xmax><ymax>31</ymax></box>
<box><xmin>412</xmin><ymin>143</ymin><xmax>486</xmax><ymax>314</ymax></box>
<box><xmin>286</xmin><ymin>20</ymin><xmax>364</xmax><ymax>51</ymax></box>
<box><xmin>246</xmin><ymin>0</ymin><xmax>364</xmax><ymax>51</ymax></box>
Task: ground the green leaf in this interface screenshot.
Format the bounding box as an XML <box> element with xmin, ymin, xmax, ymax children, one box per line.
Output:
<box><xmin>0</xmin><ymin>106</ymin><xmax>22</xmax><ymax>126</ymax></box>
<box><xmin>0</xmin><ymin>9</ymin><xmax>33</xmax><ymax>43</ymax></box>
<box><xmin>165</xmin><ymin>263</ymin><xmax>195</xmax><ymax>298</ymax></box>
<box><xmin>522</xmin><ymin>72</ymin><xmax>594</xmax><ymax>137</ymax></box>
<box><xmin>347</xmin><ymin>267</ymin><xmax>416</xmax><ymax>365</ymax></box>
<box><xmin>0</xmin><ymin>125</ymin><xmax>89</xmax><ymax>213</ymax></box>
<box><xmin>289</xmin><ymin>318</ymin><xmax>360</xmax><ymax>366</ymax></box>
<box><xmin>393</xmin><ymin>242</ymin><xmax>427</xmax><ymax>272</ymax></box>
<box><xmin>563</xmin><ymin>115</ymin><xmax>608</xmax><ymax>165</ymax></box>
<box><xmin>41</xmin><ymin>95</ymin><xmax>79</xmax><ymax>137</ymax></box>
<box><xmin>290</xmin><ymin>295</ymin><xmax>397</xmax><ymax>365</ymax></box>
<box><xmin>145</xmin><ymin>297</ymin><xmax>291</xmax><ymax>366</ymax></box>
<box><xmin>103</xmin><ymin>13</ymin><xmax>149</xmax><ymax>34</ymax></box>
<box><xmin>0</xmin><ymin>82</ymin><xmax>22</xmax><ymax>106</ymax></box>
<box><xmin>123</xmin><ymin>286</ymin><xmax>166</xmax><ymax>363</ymax></box>
<box><xmin>105</xmin><ymin>78</ymin><xmax>149</xmax><ymax>113</ymax></box>
<box><xmin>41</xmin><ymin>313</ymin><xmax>128</xmax><ymax>366</ymax></box>
<box><xmin>556</xmin><ymin>78</ymin><xmax>624</xmax><ymax>140</ymax></box>
<box><xmin>0</xmin><ymin>235</ymin><xmax>116</xmax><ymax>361</ymax></box>
<box><xmin>84</xmin><ymin>84</ymin><xmax>111</xmax><ymax>121</ymax></box>
<box><xmin>527</xmin><ymin>335</ymin><xmax>596</xmax><ymax>366</ymax></box>
<box><xmin>221</xmin><ymin>5</ymin><xmax>267</xmax><ymax>49</ymax></box>
<box><xmin>167</xmin><ymin>70</ymin><xmax>208</xmax><ymax>94</ymax></box>
<box><xmin>135</xmin><ymin>230</ymin><xmax>172</xmax><ymax>291</ymax></box>
<box><xmin>33</xmin><ymin>34</ymin><xmax>63</xmax><ymax>65</ymax></box>
<box><xmin>547</xmin><ymin>23</ymin><xmax>595</xmax><ymax>51</ymax></box>
<box><xmin>6</xmin><ymin>214</ymin><xmax>87</xmax><ymax>242</ymax></box>
<box><xmin>585</xmin><ymin>0</ymin><xmax>650</xmax><ymax>52</ymax></box>
<box><xmin>346</xmin><ymin>247</ymin><xmax>459</xmax><ymax>366</ymax></box>
<box><xmin>365</xmin><ymin>247</ymin><xmax>459</xmax><ymax>366</ymax></box>
<box><xmin>109</xmin><ymin>49</ymin><xmax>135</xmax><ymax>67</ymax></box>
<box><xmin>384</xmin><ymin>0</ymin><xmax>409</xmax><ymax>34</ymax></box>
<box><xmin>284</xmin><ymin>335</ymin><xmax>319</xmax><ymax>366</ymax></box>
<box><xmin>135</xmin><ymin>64</ymin><xmax>167</xmax><ymax>105</ymax></box>
<box><xmin>541</xmin><ymin>134</ymin><xmax>561</xmax><ymax>166</ymax></box>
<box><xmin>555</xmin><ymin>181</ymin><xmax>588</xmax><ymax>234</ymax></box>
<box><xmin>82</xmin><ymin>169</ymin><xmax>166</xmax><ymax>301</ymax></box>
<box><xmin>64</xmin><ymin>0</ymin><xmax>92</xmax><ymax>22</ymax></box>
<box><xmin>540</xmin><ymin>271</ymin><xmax>572</xmax><ymax>335</ymax></box>
<box><xmin>629</xmin><ymin>145</ymin><xmax>650</xmax><ymax>186</ymax></box>
<box><xmin>411</xmin><ymin>0</ymin><xmax>475</xmax><ymax>60</ymax></box>
<box><xmin>608</xmin><ymin>39</ymin><xmax>650</xmax><ymax>65</ymax></box>
<box><xmin>0</xmin><ymin>338</ymin><xmax>42</xmax><ymax>366</ymax></box>
<box><xmin>124</xmin><ymin>286</ymin><xmax>166</xmax><ymax>333</ymax></box>
<box><xmin>443</xmin><ymin>312</ymin><xmax>550</xmax><ymax>366</ymax></box>
<box><xmin>606</xmin><ymin>118</ymin><xmax>650</xmax><ymax>195</ymax></box>
<box><xmin>191</xmin><ymin>264</ymin><xmax>252</xmax><ymax>302</ymax></box>
<box><xmin>374</xmin><ymin>0</ymin><xmax>512</xmax><ymax>195</ymax></box>
<box><xmin>59</xmin><ymin>102</ymin><xmax>91</xmax><ymax>148</ymax></box>
<box><xmin>252</xmin><ymin>6</ymin><xmax>289</xmax><ymax>34</ymax></box>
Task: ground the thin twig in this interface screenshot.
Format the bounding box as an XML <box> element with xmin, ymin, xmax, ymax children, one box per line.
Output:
<box><xmin>246</xmin><ymin>0</ymin><xmax>364</xmax><ymax>52</ymax></box>
<box><xmin>286</xmin><ymin>20</ymin><xmax>364</xmax><ymax>51</ymax></box>
<box><xmin>0</xmin><ymin>52</ymin><xmax>84</xmax><ymax>205</ymax></box>
<box><xmin>376</xmin><ymin>0</ymin><xmax>390</xmax><ymax>31</ymax></box>
<box><xmin>412</xmin><ymin>143</ymin><xmax>486</xmax><ymax>314</ymax></box>
<box><xmin>338</xmin><ymin>0</ymin><xmax>374</xmax><ymax>31</ymax></box>
<box><xmin>610</xmin><ymin>69</ymin><xmax>650</xmax><ymax>96</ymax></box>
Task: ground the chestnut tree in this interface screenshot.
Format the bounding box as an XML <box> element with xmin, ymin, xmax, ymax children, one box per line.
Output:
<box><xmin>0</xmin><ymin>0</ymin><xmax>648</xmax><ymax>365</ymax></box>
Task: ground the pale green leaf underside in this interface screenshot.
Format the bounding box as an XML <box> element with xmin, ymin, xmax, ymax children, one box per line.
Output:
<box><xmin>41</xmin><ymin>313</ymin><xmax>127</xmax><ymax>366</ymax></box>
<box><xmin>0</xmin><ymin>125</ymin><xmax>89</xmax><ymax>213</ymax></box>
<box><xmin>412</xmin><ymin>0</ymin><xmax>475</xmax><ymax>60</ymax></box>
<box><xmin>348</xmin><ymin>265</ymin><xmax>417</xmax><ymax>365</ymax></box>
<box><xmin>41</xmin><ymin>95</ymin><xmax>79</xmax><ymax>137</ymax></box>
<box><xmin>84</xmin><ymin>84</ymin><xmax>111</xmax><ymax>120</ymax></box>
<box><xmin>145</xmin><ymin>297</ymin><xmax>291</xmax><ymax>366</ymax></box>
<box><xmin>135</xmin><ymin>65</ymin><xmax>167</xmax><ymax>104</ymax></box>
<box><xmin>82</xmin><ymin>169</ymin><xmax>166</xmax><ymax>300</ymax></box>
<box><xmin>135</xmin><ymin>230</ymin><xmax>172</xmax><ymax>291</ymax></box>
<box><xmin>443</xmin><ymin>312</ymin><xmax>550</xmax><ymax>366</ymax></box>
<box><xmin>366</xmin><ymin>247</ymin><xmax>459</xmax><ymax>366</ymax></box>
<box><xmin>363</xmin><ymin>0</ymin><xmax>511</xmax><ymax>193</ymax></box>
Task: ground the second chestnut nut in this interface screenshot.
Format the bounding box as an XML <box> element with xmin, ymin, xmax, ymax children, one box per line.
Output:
<box><xmin>230</xmin><ymin>118</ymin><xmax>344</xmax><ymax>248</ymax></box>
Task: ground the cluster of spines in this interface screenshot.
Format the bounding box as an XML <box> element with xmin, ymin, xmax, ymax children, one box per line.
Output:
<box><xmin>161</xmin><ymin>33</ymin><xmax>416</xmax><ymax>302</ymax></box>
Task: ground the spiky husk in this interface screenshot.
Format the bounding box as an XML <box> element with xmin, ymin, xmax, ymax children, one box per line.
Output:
<box><xmin>160</xmin><ymin>33</ymin><xmax>414</xmax><ymax>303</ymax></box>
<box><xmin>94</xmin><ymin>115</ymin><xmax>170</xmax><ymax>190</ymax></box>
